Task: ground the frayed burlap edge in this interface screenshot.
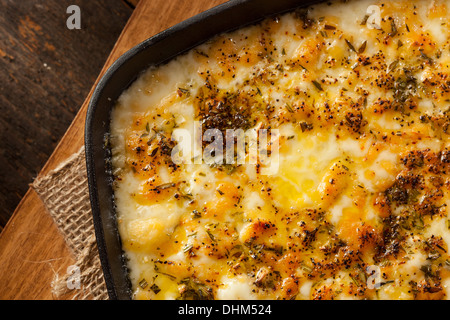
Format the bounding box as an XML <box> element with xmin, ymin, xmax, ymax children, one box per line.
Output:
<box><xmin>31</xmin><ymin>146</ymin><xmax>108</xmax><ymax>300</ymax></box>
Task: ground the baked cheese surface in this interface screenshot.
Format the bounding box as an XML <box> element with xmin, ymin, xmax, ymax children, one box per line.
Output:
<box><xmin>110</xmin><ymin>0</ymin><xmax>450</xmax><ymax>300</ymax></box>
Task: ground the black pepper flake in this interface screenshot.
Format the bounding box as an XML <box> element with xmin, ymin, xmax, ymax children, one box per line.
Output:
<box><xmin>150</xmin><ymin>284</ymin><xmax>161</xmax><ymax>294</ymax></box>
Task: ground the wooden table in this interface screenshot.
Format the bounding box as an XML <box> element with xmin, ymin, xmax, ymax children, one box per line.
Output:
<box><xmin>0</xmin><ymin>0</ymin><xmax>228</xmax><ymax>300</ymax></box>
<box><xmin>0</xmin><ymin>0</ymin><xmax>135</xmax><ymax>231</ymax></box>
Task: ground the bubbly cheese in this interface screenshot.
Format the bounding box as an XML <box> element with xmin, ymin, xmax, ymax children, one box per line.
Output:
<box><xmin>110</xmin><ymin>0</ymin><xmax>450</xmax><ymax>300</ymax></box>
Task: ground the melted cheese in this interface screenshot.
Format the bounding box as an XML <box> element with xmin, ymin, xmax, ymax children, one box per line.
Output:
<box><xmin>110</xmin><ymin>0</ymin><xmax>450</xmax><ymax>300</ymax></box>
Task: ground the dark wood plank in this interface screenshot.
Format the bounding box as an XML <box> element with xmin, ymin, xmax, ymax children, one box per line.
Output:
<box><xmin>0</xmin><ymin>0</ymin><xmax>133</xmax><ymax>229</ymax></box>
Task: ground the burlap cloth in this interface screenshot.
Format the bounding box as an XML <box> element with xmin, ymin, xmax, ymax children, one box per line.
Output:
<box><xmin>31</xmin><ymin>146</ymin><xmax>109</xmax><ymax>300</ymax></box>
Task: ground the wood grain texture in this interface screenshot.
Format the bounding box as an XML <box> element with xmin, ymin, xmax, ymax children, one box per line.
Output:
<box><xmin>0</xmin><ymin>0</ymin><xmax>228</xmax><ymax>300</ymax></box>
<box><xmin>0</xmin><ymin>0</ymin><xmax>133</xmax><ymax>229</ymax></box>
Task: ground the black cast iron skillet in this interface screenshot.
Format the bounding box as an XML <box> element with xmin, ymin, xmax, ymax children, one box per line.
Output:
<box><xmin>85</xmin><ymin>0</ymin><xmax>325</xmax><ymax>300</ymax></box>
